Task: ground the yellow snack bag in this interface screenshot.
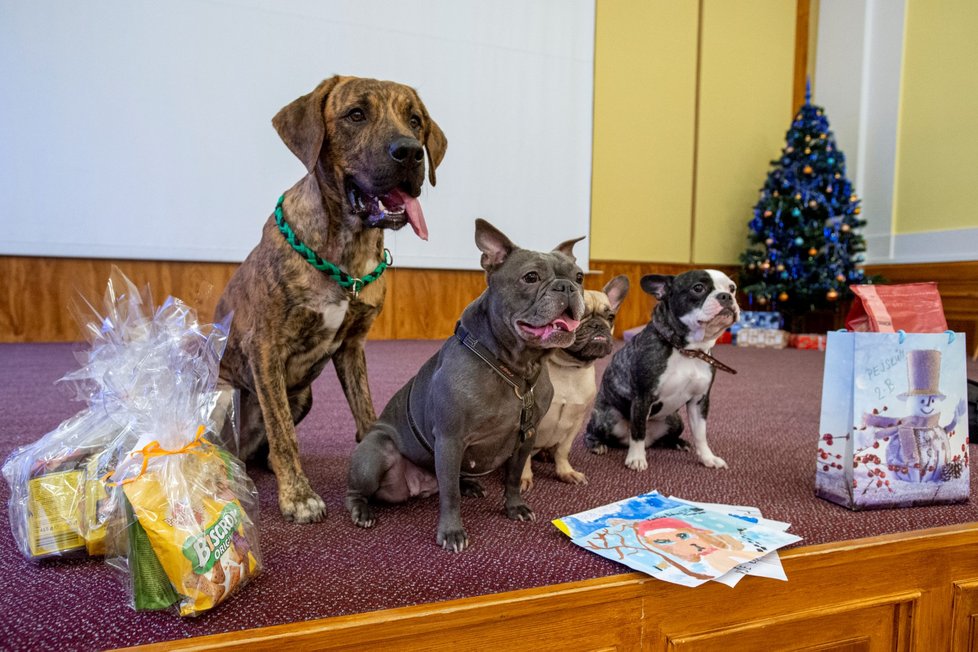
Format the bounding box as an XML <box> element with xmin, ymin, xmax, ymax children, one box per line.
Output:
<box><xmin>121</xmin><ymin>445</ymin><xmax>260</xmax><ymax>616</ymax></box>
<box><xmin>26</xmin><ymin>470</ymin><xmax>86</xmax><ymax>558</ymax></box>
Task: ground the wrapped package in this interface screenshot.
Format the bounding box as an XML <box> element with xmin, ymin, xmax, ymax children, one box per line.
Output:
<box><xmin>2</xmin><ymin>409</ymin><xmax>129</xmax><ymax>559</ymax></box>
<box><xmin>3</xmin><ymin>268</ymin><xmax>259</xmax><ymax>616</ymax></box>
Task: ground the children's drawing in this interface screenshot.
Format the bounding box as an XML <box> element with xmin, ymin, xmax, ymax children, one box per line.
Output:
<box><xmin>571</xmin><ymin>504</ymin><xmax>800</xmax><ymax>587</ymax></box>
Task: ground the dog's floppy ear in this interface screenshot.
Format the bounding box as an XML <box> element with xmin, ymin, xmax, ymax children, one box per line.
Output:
<box><xmin>640</xmin><ymin>274</ymin><xmax>673</xmax><ymax>300</ymax></box>
<box><xmin>272</xmin><ymin>76</ymin><xmax>342</xmax><ymax>173</ymax></box>
<box><xmin>553</xmin><ymin>236</ymin><xmax>586</xmax><ymax>263</ymax></box>
<box><xmin>602</xmin><ymin>275</ymin><xmax>630</xmax><ymax>312</ymax></box>
<box><xmin>475</xmin><ymin>219</ymin><xmax>516</xmax><ymax>272</ymax></box>
<box><xmin>424</xmin><ymin>115</ymin><xmax>447</xmax><ymax>187</ymax></box>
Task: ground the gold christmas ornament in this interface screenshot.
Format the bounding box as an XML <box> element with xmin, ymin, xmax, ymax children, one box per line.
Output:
<box><xmin>836</xmin><ymin>274</ymin><xmax>846</xmax><ymax>282</ymax></box>
<box><xmin>763</xmin><ymin>210</ymin><xmax>772</xmax><ymax>217</ymax></box>
<box><xmin>827</xmin><ymin>289</ymin><xmax>839</xmax><ymax>301</ymax></box>
<box><xmin>778</xmin><ymin>292</ymin><xmax>789</xmax><ymax>302</ymax></box>
<box><xmin>808</xmin><ymin>200</ymin><xmax>817</xmax><ymax>208</ymax></box>
<box><xmin>854</xmin><ymin>207</ymin><xmax>862</xmax><ymax>214</ymax></box>
<box><xmin>765</xmin><ymin>237</ymin><xmax>774</xmax><ymax>245</ymax></box>
<box><xmin>776</xmin><ymin>264</ymin><xmax>785</xmax><ymax>272</ymax></box>
<box><xmin>826</xmin><ymin>186</ymin><xmax>833</xmax><ymax>194</ymax></box>
<box><xmin>808</xmin><ymin>247</ymin><xmax>818</xmax><ymax>257</ymax></box>
<box><xmin>804</xmin><ymin>148</ymin><xmax>811</xmax><ymax>155</ymax></box>
<box><xmin>841</xmin><ymin>224</ymin><xmax>851</xmax><ymax>232</ymax></box>
<box><xmin>795</xmin><ymin>193</ymin><xmax>802</xmax><ymax>200</ymax></box>
<box><xmin>761</xmin><ymin>261</ymin><xmax>771</xmax><ymax>270</ymax></box>
<box><xmin>803</xmin><ymin>165</ymin><xmax>813</xmax><ymax>174</ymax></box>
<box><xmin>757</xmin><ymin>295</ymin><xmax>769</xmax><ymax>306</ymax></box>
<box><xmin>819</xmin><ymin>133</ymin><xmax>827</xmax><ymax>139</ymax></box>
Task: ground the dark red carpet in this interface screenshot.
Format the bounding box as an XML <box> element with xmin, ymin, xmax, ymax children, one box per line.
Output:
<box><xmin>2</xmin><ymin>341</ymin><xmax>976</xmax><ymax>650</ymax></box>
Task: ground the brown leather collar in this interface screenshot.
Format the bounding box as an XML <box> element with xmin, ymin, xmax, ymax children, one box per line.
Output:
<box><xmin>653</xmin><ymin>322</ymin><xmax>737</xmax><ymax>375</ymax></box>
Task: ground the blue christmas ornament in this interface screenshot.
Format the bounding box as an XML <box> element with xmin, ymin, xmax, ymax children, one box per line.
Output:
<box><xmin>792</xmin><ymin>208</ymin><xmax>801</xmax><ymax>217</ymax></box>
<box><xmin>794</xmin><ymin>236</ymin><xmax>804</xmax><ymax>246</ymax></box>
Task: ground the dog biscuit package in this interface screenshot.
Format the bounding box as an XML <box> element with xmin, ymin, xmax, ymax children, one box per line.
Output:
<box><xmin>118</xmin><ymin>436</ymin><xmax>260</xmax><ymax>615</ymax></box>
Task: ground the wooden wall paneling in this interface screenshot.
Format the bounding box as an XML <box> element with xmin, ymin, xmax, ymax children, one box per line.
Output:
<box><xmin>4</xmin><ymin>256</ymin><xmax>975</xmax><ymax>344</ymax></box>
<box><xmin>0</xmin><ymin>256</ymin><xmax>239</xmax><ymax>343</ymax></box>
<box><xmin>386</xmin><ymin>267</ymin><xmax>487</xmax><ymax>340</ymax></box>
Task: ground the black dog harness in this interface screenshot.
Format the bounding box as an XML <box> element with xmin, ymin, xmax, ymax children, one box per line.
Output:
<box><xmin>405</xmin><ymin>322</ymin><xmax>541</xmax><ymax>462</ymax></box>
<box><xmin>653</xmin><ymin>321</ymin><xmax>737</xmax><ymax>375</ymax></box>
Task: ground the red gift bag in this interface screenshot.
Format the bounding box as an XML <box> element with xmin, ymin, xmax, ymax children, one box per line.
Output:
<box><xmin>845</xmin><ymin>283</ymin><xmax>948</xmax><ymax>333</ymax></box>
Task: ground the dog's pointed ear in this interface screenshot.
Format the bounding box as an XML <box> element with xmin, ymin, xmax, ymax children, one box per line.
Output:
<box><xmin>475</xmin><ymin>219</ymin><xmax>516</xmax><ymax>272</ymax></box>
<box><xmin>603</xmin><ymin>275</ymin><xmax>630</xmax><ymax>312</ymax></box>
<box><xmin>640</xmin><ymin>274</ymin><xmax>673</xmax><ymax>300</ymax></box>
<box><xmin>424</xmin><ymin>115</ymin><xmax>447</xmax><ymax>187</ymax></box>
<box><xmin>553</xmin><ymin>236</ymin><xmax>586</xmax><ymax>263</ymax></box>
<box><xmin>272</xmin><ymin>76</ymin><xmax>342</xmax><ymax>173</ymax></box>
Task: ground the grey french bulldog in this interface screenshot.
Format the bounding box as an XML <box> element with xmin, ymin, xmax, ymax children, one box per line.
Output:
<box><xmin>346</xmin><ymin>218</ymin><xmax>586</xmax><ymax>552</ymax></box>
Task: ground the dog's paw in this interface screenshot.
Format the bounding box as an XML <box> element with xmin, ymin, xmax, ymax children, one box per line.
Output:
<box><xmin>280</xmin><ymin>487</ymin><xmax>327</xmax><ymax>524</ymax></box>
<box><xmin>460</xmin><ymin>477</ymin><xmax>487</xmax><ymax>498</ymax></box>
<box><xmin>589</xmin><ymin>443</ymin><xmax>608</xmax><ymax>456</ymax></box>
<box><xmin>624</xmin><ymin>453</ymin><xmax>648</xmax><ymax>471</ymax></box>
<box><xmin>437</xmin><ymin>526</ymin><xmax>470</xmax><ymax>553</ymax></box>
<box><xmin>557</xmin><ymin>469</ymin><xmax>588</xmax><ymax>485</ymax></box>
<box><xmin>653</xmin><ymin>436</ymin><xmax>692</xmax><ymax>451</ymax></box>
<box><xmin>348</xmin><ymin>501</ymin><xmax>376</xmax><ymax>528</ymax></box>
<box><xmin>520</xmin><ymin>475</ymin><xmax>534</xmax><ymax>494</ymax></box>
<box><xmin>698</xmin><ymin>453</ymin><xmax>728</xmax><ymax>469</ymax></box>
<box><xmin>505</xmin><ymin>503</ymin><xmax>536</xmax><ymax>522</ymax></box>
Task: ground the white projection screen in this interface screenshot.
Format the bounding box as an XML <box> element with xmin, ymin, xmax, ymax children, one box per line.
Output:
<box><xmin>0</xmin><ymin>1</ymin><xmax>595</xmax><ymax>270</ymax></box>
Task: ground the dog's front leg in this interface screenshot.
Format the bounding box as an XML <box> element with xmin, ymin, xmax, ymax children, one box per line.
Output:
<box><xmin>433</xmin><ymin>428</ymin><xmax>468</xmax><ymax>552</ymax></box>
<box><xmin>333</xmin><ymin>338</ymin><xmax>378</xmax><ymax>442</ymax></box>
<box><xmin>687</xmin><ymin>394</ymin><xmax>727</xmax><ymax>469</ymax></box>
<box><xmin>251</xmin><ymin>347</ymin><xmax>327</xmax><ymax>522</ymax></box>
<box><xmin>504</xmin><ymin>438</ymin><xmax>536</xmax><ymax>520</ymax></box>
<box><xmin>625</xmin><ymin>395</ymin><xmax>654</xmax><ymax>471</ymax></box>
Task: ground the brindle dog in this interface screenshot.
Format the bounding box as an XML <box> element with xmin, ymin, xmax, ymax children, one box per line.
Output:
<box><xmin>216</xmin><ymin>76</ymin><xmax>447</xmax><ymax>523</ymax></box>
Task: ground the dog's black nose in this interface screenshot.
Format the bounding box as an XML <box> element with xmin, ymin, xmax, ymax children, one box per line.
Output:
<box><xmin>551</xmin><ymin>279</ymin><xmax>575</xmax><ymax>295</ymax></box>
<box><xmin>716</xmin><ymin>292</ymin><xmax>734</xmax><ymax>305</ymax></box>
<box><xmin>389</xmin><ymin>137</ymin><xmax>424</xmax><ymax>164</ymax></box>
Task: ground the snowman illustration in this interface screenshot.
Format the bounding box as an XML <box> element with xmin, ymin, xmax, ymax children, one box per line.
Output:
<box><xmin>862</xmin><ymin>349</ymin><xmax>967</xmax><ymax>483</ymax></box>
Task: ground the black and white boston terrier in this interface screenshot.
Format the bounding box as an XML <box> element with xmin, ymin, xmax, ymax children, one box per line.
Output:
<box><xmin>584</xmin><ymin>270</ymin><xmax>740</xmax><ymax>471</ymax></box>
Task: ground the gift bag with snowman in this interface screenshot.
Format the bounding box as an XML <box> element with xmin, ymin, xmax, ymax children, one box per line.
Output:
<box><xmin>816</xmin><ymin>330</ymin><xmax>970</xmax><ymax>509</ymax></box>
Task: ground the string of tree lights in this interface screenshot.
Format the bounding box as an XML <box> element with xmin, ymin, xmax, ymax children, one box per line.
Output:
<box><xmin>739</xmin><ymin>83</ymin><xmax>868</xmax><ymax>323</ymax></box>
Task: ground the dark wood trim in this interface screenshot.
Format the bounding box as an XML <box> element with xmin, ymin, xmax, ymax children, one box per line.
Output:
<box><xmin>793</xmin><ymin>0</ymin><xmax>812</xmax><ymax>112</ymax></box>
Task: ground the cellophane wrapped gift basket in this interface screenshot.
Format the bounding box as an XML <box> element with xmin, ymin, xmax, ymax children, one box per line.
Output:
<box><xmin>2</xmin><ymin>269</ymin><xmax>261</xmax><ymax>616</ymax></box>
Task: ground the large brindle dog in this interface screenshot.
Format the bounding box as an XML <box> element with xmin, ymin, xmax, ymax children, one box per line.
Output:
<box><xmin>216</xmin><ymin>76</ymin><xmax>446</xmax><ymax>523</ymax></box>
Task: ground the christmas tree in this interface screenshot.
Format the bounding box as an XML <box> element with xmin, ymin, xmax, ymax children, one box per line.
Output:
<box><xmin>739</xmin><ymin>84</ymin><xmax>867</xmax><ymax>326</ymax></box>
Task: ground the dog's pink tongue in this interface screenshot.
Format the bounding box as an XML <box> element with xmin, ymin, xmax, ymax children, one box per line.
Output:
<box><xmin>554</xmin><ymin>316</ymin><xmax>581</xmax><ymax>332</ymax></box>
<box><xmin>388</xmin><ymin>188</ymin><xmax>428</xmax><ymax>241</ymax></box>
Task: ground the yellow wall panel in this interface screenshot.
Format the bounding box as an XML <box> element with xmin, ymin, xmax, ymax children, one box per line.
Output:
<box><xmin>590</xmin><ymin>0</ymin><xmax>698</xmax><ymax>263</ymax></box>
<box><xmin>894</xmin><ymin>0</ymin><xmax>978</xmax><ymax>235</ymax></box>
<box><xmin>692</xmin><ymin>0</ymin><xmax>797</xmax><ymax>264</ymax></box>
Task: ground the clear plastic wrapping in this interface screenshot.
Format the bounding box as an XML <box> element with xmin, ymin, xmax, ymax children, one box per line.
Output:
<box><xmin>2</xmin><ymin>268</ymin><xmax>260</xmax><ymax>616</ymax></box>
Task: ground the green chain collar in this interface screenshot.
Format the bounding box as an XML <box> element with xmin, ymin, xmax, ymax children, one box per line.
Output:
<box><xmin>273</xmin><ymin>194</ymin><xmax>392</xmax><ymax>297</ymax></box>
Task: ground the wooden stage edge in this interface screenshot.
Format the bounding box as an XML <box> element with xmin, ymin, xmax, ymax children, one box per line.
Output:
<box><xmin>119</xmin><ymin>522</ymin><xmax>978</xmax><ymax>651</ymax></box>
